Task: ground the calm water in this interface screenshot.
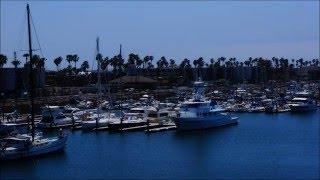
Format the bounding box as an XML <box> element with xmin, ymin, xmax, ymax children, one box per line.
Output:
<box><xmin>1</xmin><ymin>111</ymin><xmax>319</xmax><ymax>179</ymax></box>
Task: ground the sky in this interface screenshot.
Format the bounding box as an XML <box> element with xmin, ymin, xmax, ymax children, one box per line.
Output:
<box><xmin>1</xmin><ymin>1</ymin><xmax>319</xmax><ymax>70</ymax></box>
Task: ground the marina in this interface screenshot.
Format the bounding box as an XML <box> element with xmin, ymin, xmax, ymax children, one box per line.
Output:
<box><xmin>1</xmin><ymin>1</ymin><xmax>319</xmax><ymax>179</ymax></box>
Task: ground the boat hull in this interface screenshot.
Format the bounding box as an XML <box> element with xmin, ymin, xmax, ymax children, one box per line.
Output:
<box><xmin>108</xmin><ymin>121</ymin><xmax>147</xmax><ymax>130</ymax></box>
<box><xmin>173</xmin><ymin>115</ymin><xmax>238</xmax><ymax>131</ymax></box>
<box><xmin>81</xmin><ymin>121</ymin><xmax>109</xmax><ymax>130</ymax></box>
<box><xmin>0</xmin><ymin>136</ymin><xmax>67</xmax><ymax>160</ymax></box>
<box><xmin>290</xmin><ymin>105</ymin><xmax>318</xmax><ymax>113</ymax></box>
<box><xmin>37</xmin><ymin>118</ymin><xmax>80</xmax><ymax>129</ymax></box>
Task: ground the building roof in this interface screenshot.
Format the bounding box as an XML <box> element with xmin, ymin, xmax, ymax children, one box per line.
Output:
<box><xmin>110</xmin><ymin>75</ymin><xmax>158</xmax><ymax>84</ymax></box>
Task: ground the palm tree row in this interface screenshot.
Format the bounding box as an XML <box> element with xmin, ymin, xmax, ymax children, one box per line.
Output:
<box><xmin>1</xmin><ymin>53</ymin><xmax>319</xmax><ymax>72</ymax></box>
<box><xmin>0</xmin><ymin>53</ymin><xmax>46</xmax><ymax>69</ymax></box>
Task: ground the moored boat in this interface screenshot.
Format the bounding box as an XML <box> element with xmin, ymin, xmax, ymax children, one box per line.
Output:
<box><xmin>289</xmin><ymin>91</ymin><xmax>318</xmax><ymax>112</ymax></box>
<box><xmin>173</xmin><ymin>80</ymin><xmax>238</xmax><ymax>131</ymax></box>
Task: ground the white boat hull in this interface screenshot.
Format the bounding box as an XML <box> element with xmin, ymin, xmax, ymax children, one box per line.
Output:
<box><xmin>37</xmin><ymin>118</ymin><xmax>79</xmax><ymax>128</ymax></box>
<box><xmin>174</xmin><ymin>115</ymin><xmax>238</xmax><ymax>131</ymax></box>
<box><xmin>81</xmin><ymin>120</ymin><xmax>108</xmax><ymax>130</ymax></box>
<box><xmin>0</xmin><ymin>136</ymin><xmax>67</xmax><ymax>160</ymax></box>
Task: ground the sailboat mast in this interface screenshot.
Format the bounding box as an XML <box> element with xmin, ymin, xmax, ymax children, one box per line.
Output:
<box><xmin>96</xmin><ymin>37</ymin><xmax>101</xmax><ymax>124</ymax></box>
<box><xmin>27</xmin><ymin>4</ymin><xmax>35</xmax><ymax>141</ymax></box>
<box><xmin>97</xmin><ymin>37</ymin><xmax>101</xmax><ymax>96</ymax></box>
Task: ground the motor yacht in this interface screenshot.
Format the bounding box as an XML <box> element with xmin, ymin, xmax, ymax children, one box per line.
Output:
<box><xmin>173</xmin><ymin>80</ymin><xmax>238</xmax><ymax>131</ymax></box>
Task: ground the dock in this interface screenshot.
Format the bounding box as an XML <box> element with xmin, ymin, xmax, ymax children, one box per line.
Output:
<box><xmin>145</xmin><ymin>125</ymin><xmax>177</xmax><ymax>133</ymax></box>
<box><xmin>37</xmin><ymin>123</ymin><xmax>81</xmax><ymax>130</ymax></box>
<box><xmin>116</xmin><ymin>123</ymin><xmax>177</xmax><ymax>133</ymax></box>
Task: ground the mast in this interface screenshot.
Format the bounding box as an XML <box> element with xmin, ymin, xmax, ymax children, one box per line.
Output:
<box><xmin>119</xmin><ymin>44</ymin><xmax>122</xmax><ymax>59</ymax></box>
<box><xmin>27</xmin><ymin>4</ymin><xmax>35</xmax><ymax>141</ymax></box>
<box><xmin>13</xmin><ymin>51</ymin><xmax>18</xmax><ymax>111</ymax></box>
<box><xmin>96</xmin><ymin>37</ymin><xmax>101</xmax><ymax>96</ymax></box>
<box><xmin>96</xmin><ymin>37</ymin><xmax>101</xmax><ymax>126</ymax></box>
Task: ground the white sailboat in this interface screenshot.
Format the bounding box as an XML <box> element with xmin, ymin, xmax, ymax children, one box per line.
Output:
<box><xmin>81</xmin><ymin>37</ymin><xmax>120</xmax><ymax>130</ymax></box>
<box><xmin>0</xmin><ymin>4</ymin><xmax>68</xmax><ymax>160</ymax></box>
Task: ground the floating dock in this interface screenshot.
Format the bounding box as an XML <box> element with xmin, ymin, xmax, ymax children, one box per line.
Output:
<box><xmin>145</xmin><ymin>125</ymin><xmax>177</xmax><ymax>133</ymax></box>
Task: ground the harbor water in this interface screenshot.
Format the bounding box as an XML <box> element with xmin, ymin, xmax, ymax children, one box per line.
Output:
<box><xmin>1</xmin><ymin>111</ymin><xmax>319</xmax><ymax>179</ymax></box>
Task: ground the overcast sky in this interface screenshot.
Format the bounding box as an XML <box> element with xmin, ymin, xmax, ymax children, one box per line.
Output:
<box><xmin>1</xmin><ymin>1</ymin><xmax>319</xmax><ymax>70</ymax></box>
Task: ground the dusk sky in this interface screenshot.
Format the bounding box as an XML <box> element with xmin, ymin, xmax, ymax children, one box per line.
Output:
<box><xmin>1</xmin><ymin>1</ymin><xmax>319</xmax><ymax>70</ymax></box>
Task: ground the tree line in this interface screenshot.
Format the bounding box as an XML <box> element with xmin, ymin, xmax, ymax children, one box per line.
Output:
<box><xmin>0</xmin><ymin>53</ymin><xmax>319</xmax><ymax>74</ymax></box>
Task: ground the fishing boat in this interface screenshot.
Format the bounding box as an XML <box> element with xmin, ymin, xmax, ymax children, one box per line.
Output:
<box><xmin>173</xmin><ymin>80</ymin><xmax>238</xmax><ymax>131</ymax></box>
<box><xmin>0</xmin><ymin>4</ymin><xmax>68</xmax><ymax>160</ymax></box>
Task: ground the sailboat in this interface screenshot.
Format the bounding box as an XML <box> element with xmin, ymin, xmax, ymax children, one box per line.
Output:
<box><xmin>81</xmin><ymin>38</ymin><xmax>119</xmax><ymax>130</ymax></box>
<box><xmin>0</xmin><ymin>4</ymin><xmax>68</xmax><ymax>160</ymax></box>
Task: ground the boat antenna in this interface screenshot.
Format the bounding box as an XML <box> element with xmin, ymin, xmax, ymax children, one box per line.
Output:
<box><xmin>27</xmin><ymin>4</ymin><xmax>35</xmax><ymax>141</ymax></box>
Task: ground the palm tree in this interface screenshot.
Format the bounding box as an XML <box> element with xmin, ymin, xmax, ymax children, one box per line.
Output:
<box><xmin>66</xmin><ymin>55</ymin><xmax>73</xmax><ymax>67</ymax></box>
<box><xmin>72</xmin><ymin>54</ymin><xmax>79</xmax><ymax>70</ymax></box>
<box><xmin>117</xmin><ymin>55</ymin><xmax>124</xmax><ymax>74</ymax></box>
<box><xmin>156</xmin><ymin>59</ymin><xmax>161</xmax><ymax>69</ymax></box>
<box><xmin>217</xmin><ymin>57</ymin><xmax>226</xmax><ymax>66</ymax></box>
<box><xmin>147</xmin><ymin>62</ymin><xmax>154</xmax><ymax>69</ymax></box>
<box><xmin>209</xmin><ymin>58</ymin><xmax>215</xmax><ymax>68</ymax></box>
<box><xmin>156</xmin><ymin>56</ymin><xmax>168</xmax><ymax>70</ymax></box>
<box><xmin>135</xmin><ymin>55</ymin><xmax>143</xmax><ymax>73</ymax></box>
<box><xmin>31</xmin><ymin>55</ymin><xmax>41</xmax><ymax>68</ymax></box>
<box><xmin>101</xmin><ymin>57</ymin><xmax>109</xmax><ymax>71</ymax></box>
<box><xmin>297</xmin><ymin>58</ymin><xmax>304</xmax><ymax>68</ymax></box>
<box><xmin>161</xmin><ymin>56</ymin><xmax>168</xmax><ymax>68</ymax></box>
<box><xmin>109</xmin><ymin>56</ymin><xmax>117</xmax><ymax>74</ymax></box>
<box><xmin>169</xmin><ymin>59</ymin><xmax>176</xmax><ymax>69</ymax></box>
<box><xmin>39</xmin><ymin>58</ymin><xmax>46</xmax><ymax>68</ymax></box>
<box><xmin>143</xmin><ymin>56</ymin><xmax>150</xmax><ymax>69</ymax></box>
<box><xmin>53</xmin><ymin>56</ymin><xmax>63</xmax><ymax>71</ymax></box>
<box><xmin>35</xmin><ymin>57</ymin><xmax>45</xmax><ymax>69</ymax></box>
<box><xmin>193</xmin><ymin>59</ymin><xmax>198</xmax><ymax>68</ymax></box>
<box><xmin>311</xmin><ymin>59</ymin><xmax>316</xmax><ymax>67</ymax></box>
<box><xmin>291</xmin><ymin>59</ymin><xmax>295</xmax><ymax>64</ymax></box>
<box><xmin>193</xmin><ymin>57</ymin><xmax>204</xmax><ymax>78</ymax></box>
<box><xmin>23</xmin><ymin>53</ymin><xmax>29</xmax><ymax>65</ymax></box>
<box><xmin>110</xmin><ymin>55</ymin><xmax>124</xmax><ymax>75</ymax></box>
<box><xmin>149</xmin><ymin>56</ymin><xmax>154</xmax><ymax>65</ymax></box>
<box><xmin>0</xmin><ymin>54</ymin><xmax>8</xmax><ymax>68</ymax></box>
<box><xmin>197</xmin><ymin>57</ymin><xmax>204</xmax><ymax>78</ymax></box>
<box><xmin>143</xmin><ymin>56</ymin><xmax>153</xmax><ymax>75</ymax></box>
<box><xmin>247</xmin><ymin>57</ymin><xmax>253</xmax><ymax>67</ymax></box>
<box><xmin>81</xmin><ymin>61</ymin><xmax>89</xmax><ymax>72</ymax></box>
<box><xmin>11</xmin><ymin>59</ymin><xmax>21</xmax><ymax>68</ymax></box>
<box><xmin>11</xmin><ymin>52</ymin><xmax>20</xmax><ymax>68</ymax></box>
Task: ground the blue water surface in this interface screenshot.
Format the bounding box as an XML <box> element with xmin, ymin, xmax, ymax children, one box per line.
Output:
<box><xmin>1</xmin><ymin>111</ymin><xmax>319</xmax><ymax>179</ymax></box>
